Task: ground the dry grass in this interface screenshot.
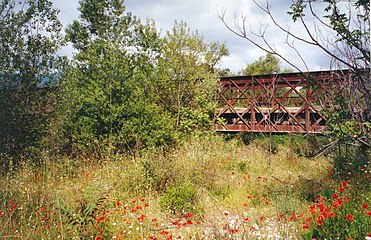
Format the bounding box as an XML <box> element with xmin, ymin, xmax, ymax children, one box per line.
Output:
<box><xmin>1</xmin><ymin>134</ymin><xmax>368</xmax><ymax>239</ymax></box>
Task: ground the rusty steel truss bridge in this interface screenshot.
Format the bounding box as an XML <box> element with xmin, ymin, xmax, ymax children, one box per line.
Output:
<box><xmin>213</xmin><ymin>70</ymin><xmax>348</xmax><ymax>134</ymax></box>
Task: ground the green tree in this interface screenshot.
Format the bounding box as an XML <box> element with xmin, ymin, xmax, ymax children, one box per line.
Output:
<box><xmin>58</xmin><ymin>0</ymin><xmax>174</xmax><ymax>155</ymax></box>
<box><xmin>242</xmin><ymin>53</ymin><xmax>281</xmax><ymax>75</ymax></box>
<box><xmin>0</xmin><ymin>0</ymin><xmax>63</xmax><ymax>172</ymax></box>
<box><xmin>156</xmin><ymin>21</ymin><xmax>229</xmax><ymax>133</ymax></box>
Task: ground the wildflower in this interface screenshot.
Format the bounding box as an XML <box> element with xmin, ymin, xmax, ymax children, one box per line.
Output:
<box><xmin>332</xmin><ymin>193</ymin><xmax>339</xmax><ymax>199</ymax></box>
<box><xmin>159</xmin><ymin>229</ymin><xmax>169</xmax><ymax>235</ymax></box>
<box><xmin>341</xmin><ymin>181</ymin><xmax>347</xmax><ymax>187</ymax></box>
<box><xmin>229</xmin><ymin>228</ymin><xmax>238</xmax><ymax>234</ymax></box>
<box><xmin>259</xmin><ymin>216</ymin><xmax>266</xmax><ymax>221</ymax></box>
<box><xmin>362</xmin><ymin>204</ymin><xmax>368</xmax><ymax>209</ymax></box>
<box><xmin>243</xmin><ymin>202</ymin><xmax>248</xmax><ymax>207</ymax></box>
<box><xmin>9</xmin><ymin>204</ymin><xmax>17</xmax><ymax>212</ymax></box>
<box><xmin>279</xmin><ymin>213</ymin><xmax>284</xmax><ymax>219</ymax></box>
<box><xmin>0</xmin><ymin>212</ymin><xmax>4</xmax><ymax>217</ymax></box>
<box><xmin>95</xmin><ymin>237</ymin><xmax>102</xmax><ymax>240</ymax></box>
<box><xmin>186</xmin><ymin>219</ymin><xmax>193</xmax><ymax>225</ymax></box>
<box><xmin>264</xmin><ymin>201</ymin><xmax>271</xmax><ymax>205</ymax></box>
<box><xmin>302</xmin><ymin>223</ymin><xmax>309</xmax><ymax>230</ymax></box>
<box><xmin>183</xmin><ymin>212</ymin><xmax>194</xmax><ymax>218</ymax></box>
<box><xmin>305</xmin><ymin>217</ymin><xmax>312</xmax><ymax>223</ymax></box>
<box><xmin>346</xmin><ymin>214</ymin><xmax>354</xmax><ymax>222</ymax></box>
<box><xmin>328</xmin><ymin>212</ymin><xmax>336</xmax><ymax>218</ymax></box>
<box><xmin>316</xmin><ymin>218</ymin><xmax>322</xmax><ymax>226</ymax></box>
<box><xmin>247</xmin><ymin>195</ymin><xmax>252</xmax><ymax>200</ymax></box>
<box><xmin>297</xmin><ymin>213</ymin><xmax>304</xmax><ymax>219</ymax></box>
<box><xmin>223</xmin><ymin>211</ymin><xmax>230</xmax><ymax>216</ymax></box>
<box><xmin>339</xmin><ymin>187</ymin><xmax>345</xmax><ymax>193</ymax></box>
<box><xmin>140</xmin><ymin>197</ymin><xmax>146</xmax><ymax>202</ymax></box>
<box><xmin>366</xmin><ymin>211</ymin><xmax>371</xmax><ymax>216</ymax></box>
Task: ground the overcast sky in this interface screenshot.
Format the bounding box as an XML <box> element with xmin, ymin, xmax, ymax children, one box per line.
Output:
<box><xmin>52</xmin><ymin>0</ymin><xmax>332</xmax><ymax>73</ymax></box>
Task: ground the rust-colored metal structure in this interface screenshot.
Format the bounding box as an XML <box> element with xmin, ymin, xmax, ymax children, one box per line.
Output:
<box><xmin>214</xmin><ymin>70</ymin><xmax>345</xmax><ymax>133</ymax></box>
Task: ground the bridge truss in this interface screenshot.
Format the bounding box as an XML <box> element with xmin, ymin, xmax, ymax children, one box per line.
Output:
<box><xmin>214</xmin><ymin>71</ymin><xmax>346</xmax><ymax>133</ymax></box>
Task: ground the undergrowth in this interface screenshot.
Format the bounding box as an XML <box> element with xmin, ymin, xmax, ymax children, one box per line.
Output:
<box><xmin>0</xmin><ymin>134</ymin><xmax>369</xmax><ymax>239</ymax></box>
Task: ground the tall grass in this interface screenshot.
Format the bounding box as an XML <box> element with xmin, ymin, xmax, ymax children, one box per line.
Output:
<box><xmin>0</xmin><ymin>134</ymin><xmax>369</xmax><ymax>239</ymax></box>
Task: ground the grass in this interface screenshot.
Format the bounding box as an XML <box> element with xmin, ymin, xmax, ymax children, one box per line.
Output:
<box><xmin>0</xmin><ymin>134</ymin><xmax>369</xmax><ymax>239</ymax></box>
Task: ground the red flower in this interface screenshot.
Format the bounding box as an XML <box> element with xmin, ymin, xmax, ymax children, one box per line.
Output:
<box><xmin>328</xmin><ymin>212</ymin><xmax>336</xmax><ymax>218</ymax></box>
<box><xmin>243</xmin><ymin>202</ymin><xmax>248</xmax><ymax>207</ymax></box>
<box><xmin>332</xmin><ymin>193</ymin><xmax>339</xmax><ymax>199</ymax></box>
<box><xmin>346</xmin><ymin>214</ymin><xmax>354</xmax><ymax>221</ymax></box>
<box><xmin>366</xmin><ymin>211</ymin><xmax>371</xmax><ymax>216</ymax></box>
<box><xmin>183</xmin><ymin>212</ymin><xmax>194</xmax><ymax>218</ymax></box>
<box><xmin>339</xmin><ymin>187</ymin><xmax>345</xmax><ymax>193</ymax></box>
<box><xmin>302</xmin><ymin>223</ymin><xmax>309</xmax><ymax>230</ymax></box>
<box><xmin>0</xmin><ymin>211</ymin><xmax>4</xmax><ymax>217</ymax></box>
<box><xmin>95</xmin><ymin>237</ymin><xmax>102</xmax><ymax>240</ymax></box>
<box><xmin>260</xmin><ymin>216</ymin><xmax>266</xmax><ymax>221</ymax></box>
<box><xmin>341</xmin><ymin>181</ymin><xmax>347</xmax><ymax>187</ymax></box>
<box><xmin>264</xmin><ymin>201</ymin><xmax>271</xmax><ymax>205</ymax></box>
<box><xmin>159</xmin><ymin>229</ymin><xmax>169</xmax><ymax>235</ymax></box>
<box><xmin>316</xmin><ymin>218</ymin><xmax>322</xmax><ymax>225</ymax></box>
<box><xmin>278</xmin><ymin>213</ymin><xmax>284</xmax><ymax>219</ymax></box>
<box><xmin>362</xmin><ymin>204</ymin><xmax>368</xmax><ymax>209</ymax></box>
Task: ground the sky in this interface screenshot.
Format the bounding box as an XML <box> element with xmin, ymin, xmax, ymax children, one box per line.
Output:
<box><xmin>52</xmin><ymin>0</ymin><xmax>332</xmax><ymax>74</ymax></box>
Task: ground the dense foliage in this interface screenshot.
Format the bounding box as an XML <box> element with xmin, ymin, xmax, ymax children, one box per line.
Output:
<box><xmin>54</xmin><ymin>0</ymin><xmax>227</xmax><ymax>156</ymax></box>
<box><xmin>0</xmin><ymin>0</ymin><xmax>63</xmax><ymax>172</ymax></box>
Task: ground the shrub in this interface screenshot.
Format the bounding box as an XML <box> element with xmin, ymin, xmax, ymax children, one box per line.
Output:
<box><xmin>159</xmin><ymin>182</ymin><xmax>202</xmax><ymax>217</ymax></box>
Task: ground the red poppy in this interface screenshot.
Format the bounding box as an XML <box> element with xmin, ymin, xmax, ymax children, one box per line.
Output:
<box><xmin>341</xmin><ymin>181</ymin><xmax>347</xmax><ymax>187</ymax></box>
<box><xmin>0</xmin><ymin>212</ymin><xmax>4</xmax><ymax>217</ymax></box>
<box><xmin>316</xmin><ymin>218</ymin><xmax>322</xmax><ymax>225</ymax></box>
<box><xmin>328</xmin><ymin>212</ymin><xmax>336</xmax><ymax>218</ymax></box>
<box><xmin>332</xmin><ymin>194</ymin><xmax>339</xmax><ymax>199</ymax></box>
<box><xmin>366</xmin><ymin>211</ymin><xmax>371</xmax><ymax>216</ymax></box>
<box><xmin>302</xmin><ymin>223</ymin><xmax>309</xmax><ymax>229</ymax></box>
<box><xmin>260</xmin><ymin>216</ymin><xmax>266</xmax><ymax>221</ymax></box>
<box><xmin>339</xmin><ymin>187</ymin><xmax>345</xmax><ymax>193</ymax></box>
<box><xmin>159</xmin><ymin>229</ymin><xmax>169</xmax><ymax>235</ymax></box>
<box><xmin>95</xmin><ymin>237</ymin><xmax>102</xmax><ymax>240</ymax></box>
<box><xmin>346</xmin><ymin>214</ymin><xmax>354</xmax><ymax>221</ymax></box>
<box><xmin>279</xmin><ymin>213</ymin><xmax>284</xmax><ymax>219</ymax></box>
<box><xmin>362</xmin><ymin>204</ymin><xmax>368</xmax><ymax>209</ymax></box>
<box><xmin>183</xmin><ymin>212</ymin><xmax>194</xmax><ymax>218</ymax></box>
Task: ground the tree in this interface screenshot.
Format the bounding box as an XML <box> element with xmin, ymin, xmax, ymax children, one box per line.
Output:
<box><xmin>220</xmin><ymin>0</ymin><xmax>370</xmax><ymax>146</ymax></box>
<box><xmin>0</xmin><ymin>0</ymin><xmax>63</xmax><ymax>171</ymax></box>
<box><xmin>156</xmin><ymin>21</ymin><xmax>229</xmax><ymax>133</ymax></box>
<box><xmin>242</xmin><ymin>53</ymin><xmax>292</xmax><ymax>75</ymax></box>
<box><xmin>58</xmin><ymin>0</ymin><xmax>175</xmax><ymax>155</ymax></box>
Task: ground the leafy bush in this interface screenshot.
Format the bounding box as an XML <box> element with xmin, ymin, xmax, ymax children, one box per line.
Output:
<box><xmin>159</xmin><ymin>182</ymin><xmax>202</xmax><ymax>216</ymax></box>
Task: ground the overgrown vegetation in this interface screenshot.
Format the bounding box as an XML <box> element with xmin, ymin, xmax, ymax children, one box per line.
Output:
<box><xmin>0</xmin><ymin>0</ymin><xmax>370</xmax><ymax>239</ymax></box>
